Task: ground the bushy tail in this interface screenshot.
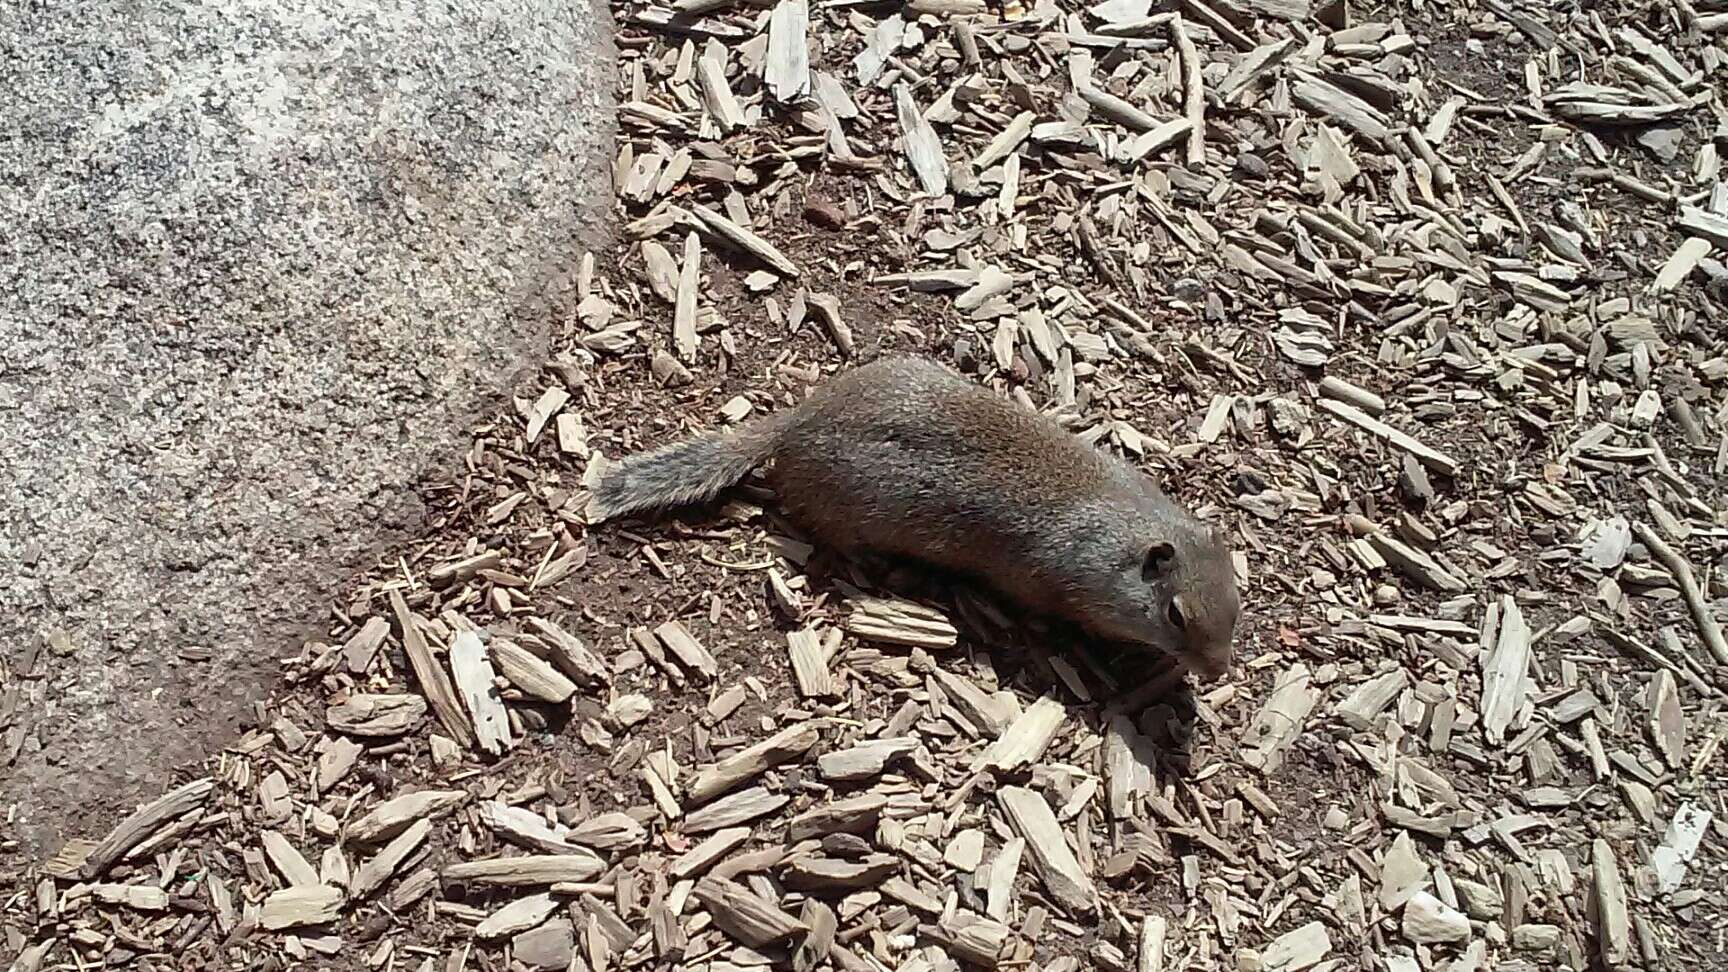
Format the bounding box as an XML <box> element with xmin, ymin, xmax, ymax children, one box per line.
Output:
<box><xmin>589</xmin><ymin>411</ymin><xmax>791</xmax><ymax>522</ymax></box>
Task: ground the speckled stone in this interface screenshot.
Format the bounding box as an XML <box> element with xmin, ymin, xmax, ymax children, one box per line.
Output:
<box><xmin>0</xmin><ymin>0</ymin><xmax>614</xmax><ymax>856</ymax></box>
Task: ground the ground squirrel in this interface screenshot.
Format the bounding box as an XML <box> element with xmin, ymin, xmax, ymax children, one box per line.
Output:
<box><xmin>591</xmin><ymin>356</ymin><xmax>1240</xmax><ymax>680</ymax></box>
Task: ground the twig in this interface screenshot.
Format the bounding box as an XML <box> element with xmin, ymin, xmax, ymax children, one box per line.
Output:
<box><xmin>1171</xmin><ymin>14</ymin><xmax>1204</xmax><ymax>166</ymax></box>
<box><xmin>1632</xmin><ymin>521</ymin><xmax>1728</xmax><ymax>666</ymax></box>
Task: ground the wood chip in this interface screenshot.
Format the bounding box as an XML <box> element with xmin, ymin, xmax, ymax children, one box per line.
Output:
<box><xmin>351</xmin><ymin>817</ymin><xmax>430</xmax><ymax>898</ymax></box>
<box><xmin>260</xmin><ymin>885</ymin><xmax>345</xmax><ymax>931</ymax></box>
<box><xmin>1316</xmin><ymin>399</ymin><xmax>1458</xmax><ymax>476</ymax></box>
<box><xmin>893</xmin><ymin>83</ymin><xmax>949</xmax><ymax>197</ymax></box>
<box><xmin>327</xmin><ymin>693</ymin><xmax>426</xmax><ymax>737</ymax></box>
<box><xmin>444</xmin><ymin>853</ymin><xmax>606</xmax><ymax>887</ymax></box>
<box><xmin>688</xmin><ymin>722</ymin><xmax>820</xmax><ymax>804</ymax></box>
<box><xmin>689</xmin><ymin>203</ymin><xmax>801</xmax><ymax>278</ymax></box>
<box><xmin>491</xmin><ymin>638</ymin><xmax>578</xmax><ymax>703</ymax></box>
<box><xmin>476</xmin><ymin>893</ymin><xmax>561</xmax><ymax>939</ymax></box>
<box><xmin>692</xmin><ymin>875</ymin><xmax>808</xmax><ymax>947</ymax></box>
<box><xmin>390</xmin><ymin>591</ymin><xmax>475</xmax><ymax>749</ymax></box>
<box><xmin>997</xmin><ymin>786</ymin><xmax>1095</xmax><ymax>914</ymax></box>
<box><xmin>449</xmin><ymin>631</ymin><xmax>511</xmax><ymax>756</ymax></box>
<box><xmin>524</xmin><ymin>617</ymin><xmax>611</xmax><ymax>687</ymax></box>
<box><xmin>786</xmin><ymin>627</ymin><xmax>838</xmax><ymax>698</ymax></box>
<box><xmin>1481</xmin><ymin>597</ymin><xmax>1533</xmax><ymax>745</ymax></box>
<box><xmin>764</xmin><ymin>0</ymin><xmax>811</xmax><ymax>104</ymax></box>
<box><xmin>844</xmin><ymin>595</ymin><xmax>958</xmax><ymax>649</ymax></box>
<box><xmin>80</xmin><ymin>778</ymin><xmax>214</xmax><ymax>879</ymax></box>
<box><xmin>654</xmin><ymin>619</ymin><xmax>719</xmax><ymax>680</ymax></box>
<box><xmin>1240</xmin><ymin>664</ymin><xmax>1316</xmax><ymax>773</ymax></box>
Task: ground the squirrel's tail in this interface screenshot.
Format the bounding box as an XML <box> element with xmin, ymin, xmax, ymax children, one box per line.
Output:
<box><xmin>589</xmin><ymin>410</ymin><xmax>793</xmax><ymax>522</ymax></box>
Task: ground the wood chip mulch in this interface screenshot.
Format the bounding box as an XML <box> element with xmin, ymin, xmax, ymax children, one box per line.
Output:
<box><xmin>6</xmin><ymin>0</ymin><xmax>1728</xmax><ymax>970</ymax></box>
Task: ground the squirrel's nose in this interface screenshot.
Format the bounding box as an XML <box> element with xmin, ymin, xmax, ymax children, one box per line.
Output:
<box><xmin>1184</xmin><ymin>651</ymin><xmax>1231</xmax><ymax>682</ymax></box>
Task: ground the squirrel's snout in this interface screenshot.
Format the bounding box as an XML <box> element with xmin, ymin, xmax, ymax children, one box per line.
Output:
<box><xmin>1183</xmin><ymin>647</ymin><xmax>1233</xmax><ymax>682</ymax></box>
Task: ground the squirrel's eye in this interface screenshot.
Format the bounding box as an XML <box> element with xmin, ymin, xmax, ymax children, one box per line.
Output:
<box><xmin>1167</xmin><ymin>600</ymin><xmax>1186</xmax><ymax>630</ymax></box>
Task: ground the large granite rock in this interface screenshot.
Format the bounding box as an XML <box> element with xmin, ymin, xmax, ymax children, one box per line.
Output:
<box><xmin>0</xmin><ymin>0</ymin><xmax>614</xmax><ymax>854</ymax></box>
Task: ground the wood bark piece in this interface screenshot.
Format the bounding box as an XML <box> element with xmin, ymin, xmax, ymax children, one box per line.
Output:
<box><xmin>996</xmin><ymin>786</ymin><xmax>1095</xmax><ymax>914</ymax></box>
<box><xmin>476</xmin><ymin>892</ymin><xmax>561</xmax><ymax>939</ymax></box>
<box><xmin>80</xmin><ymin>777</ymin><xmax>214</xmax><ymax>879</ymax></box>
<box><xmin>671</xmin><ymin>827</ymin><xmax>752</xmax><ymax>880</ymax></box>
<box><xmin>693</xmin><ymin>875</ymin><xmax>808</xmax><ymax>947</ymax></box>
<box><xmin>1366</xmin><ymin>532</ymin><xmax>1468</xmax><ymax>592</ymax></box>
<box><xmin>1334</xmin><ymin>669</ymin><xmax>1407</xmax><ymax>730</ymax></box>
<box><xmin>844</xmin><ymin>595</ymin><xmax>958</xmax><ymax>648</ymax></box>
<box><xmin>973</xmin><ymin>111</ymin><xmax>1034</xmax><ymax>169</ymax></box>
<box><xmin>568</xmin><ymin>812</ymin><xmax>646</xmax><ymax>851</ymax></box>
<box><xmin>654</xmin><ymin>620</ymin><xmax>718</xmax><ymax>679</ymax></box>
<box><xmin>1481</xmin><ymin>596</ymin><xmax>1532</xmax><ymax>745</ymax></box>
<box><xmin>1648</xmin><ymin>670</ymin><xmax>1685</xmax><ymax>770</ymax></box>
<box><xmin>1178</xmin><ymin>0</ymin><xmax>1252</xmax><ymax>48</ymax></box>
<box><xmin>684</xmin><ymin>785</ymin><xmax>790</xmax><ymax>832</ymax></box>
<box><xmin>1262</xmin><ymin>921</ymin><xmax>1331</xmax><ymax>970</ymax></box>
<box><xmin>924</xmin><ymin>662</ymin><xmax>1016</xmax><ymax>734</ymax></box>
<box><xmin>1290</xmin><ymin>70</ymin><xmax>1391</xmax><ymax>141</ymax></box>
<box><xmin>1120</xmin><ymin>118</ymin><xmax>1192</xmax><ymax>162</ymax></box>
<box><xmin>390</xmin><ymin>591</ymin><xmax>475</xmax><ymax>749</ymax></box>
<box><xmin>782</xmin><ymin>853</ymin><xmax>898</xmax><ymax>891</ymax></box>
<box><xmin>1104</xmin><ymin>715</ymin><xmax>1156</xmax><ymax>818</ymax></box>
<box><xmin>524</xmin><ymin>617</ymin><xmax>610</xmax><ymax>687</ymax></box>
<box><xmin>443</xmin><ymin>853</ymin><xmax>606</xmax><ymax>887</ymax></box>
<box><xmin>793</xmin><ymin>899</ymin><xmax>838</xmax><ymax>972</ymax></box>
<box><xmin>523</xmin><ymin>387</ymin><xmax>568</xmax><ymax>445</ymax></box>
<box><xmin>817</xmin><ymin>736</ymin><xmax>918</xmax><ymax>781</ymax></box>
<box><xmin>260</xmin><ymin>885</ymin><xmax>345</xmax><ymax>930</ymax></box>
<box><xmin>483</xmin><ymin>801</ymin><xmax>580</xmax><ymax>854</ymax></box>
<box><xmin>261</xmin><ymin>831</ymin><xmax>321</xmax><ymax>888</ymax></box>
<box><xmin>764</xmin><ymin>0</ymin><xmax>811</xmax><ymax>104</ymax></box>
<box><xmin>449</xmin><ymin>631</ymin><xmax>510</xmax><ymax>756</ymax></box>
<box><xmin>1316</xmin><ymin>399</ymin><xmax>1458</xmax><ymax>476</ymax></box>
<box><xmin>1078</xmin><ymin>82</ymin><xmax>1160</xmax><ymax>133</ymax></box>
<box><xmin>922</xmin><ymin>912</ymin><xmax>1012</xmax><ymax>968</ymax></box>
<box><xmin>786</xmin><ymin>793</ymin><xmax>887</xmax><ymax>840</ymax></box>
<box><xmin>347</xmin><ymin>789</ymin><xmax>468</xmax><ymax>844</ymax></box>
<box><xmin>673</xmin><ymin>230</ymin><xmax>701</xmax><ymax>361</ymax></box>
<box><xmin>351</xmin><ymin>817</ymin><xmax>430</xmax><ymax>898</ymax></box>
<box><xmin>90</xmin><ymin>883</ymin><xmax>170</xmax><ymax>911</ymax></box>
<box><xmin>973</xmin><ymin>850</ymin><xmax>1042</xmax><ymax>938</ymax></box>
<box><xmin>1592</xmin><ymin>839</ymin><xmax>1630</xmax><ymax>965</ymax></box>
<box><xmin>1677</xmin><ymin>206</ymin><xmax>1728</xmax><ymax>248</ymax></box>
<box><xmin>327</xmin><ymin>693</ymin><xmax>426</xmax><ymax>737</ymax></box>
<box><xmin>688</xmin><ymin>722</ymin><xmax>819</xmax><ymax>804</ymax></box>
<box><xmin>696</xmin><ymin>50</ymin><xmax>747</xmax><ymax>132</ymax></box>
<box><xmin>787</xmin><ymin>627</ymin><xmax>838</xmax><ymax>698</ymax></box>
<box><xmin>1217</xmin><ymin>39</ymin><xmax>1293</xmax><ymax>103</ymax></box>
<box><xmin>491</xmin><ymin>638</ymin><xmax>578</xmax><ymax>703</ymax></box>
<box><xmin>688</xmin><ymin>203</ymin><xmax>801</xmax><ymax>277</ymax></box>
<box><xmin>1171</xmin><ymin>15</ymin><xmax>1204</xmax><ymax>165</ymax></box>
<box><xmin>893</xmin><ymin>83</ymin><xmax>948</xmax><ymax>197</ymax></box>
<box><xmin>1138</xmin><ymin>914</ymin><xmax>1167</xmax><ymax>971</ymax></box>
<box><xmin>1240</xmin><ymin>664</ymin><xmax>1316</xmax><ymax>773</ymax></box>
<box><xmin>974</xmin><ymin>694</ymin><xmax>1065</xmax><ymax>771</ymax></box>
<box><xmin>341</xmin><ymin>615</ymin><xmax>392</xmax><ymax>671</ymax></box>
<box><xmin>1651</xmin><ymin>237</ymin><xmax>1711</xmax><ymax>292</ymax></box>
<box><xmin>805</xmin><ymin>293</ymin><xmax>855</xmax><ymax>359</ymax></box>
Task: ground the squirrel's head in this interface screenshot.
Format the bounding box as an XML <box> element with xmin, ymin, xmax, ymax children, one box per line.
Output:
<box><xmin>1089</xmin><ymin>520</ymin><xmax>1240</xmax><ymax>681</ymax></box>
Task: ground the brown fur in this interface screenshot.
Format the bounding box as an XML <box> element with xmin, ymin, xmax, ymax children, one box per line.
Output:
<box><xmin>592</xmin><ymin>356</ymin><xmax>1240</xmax><ymax>679</ymax></box>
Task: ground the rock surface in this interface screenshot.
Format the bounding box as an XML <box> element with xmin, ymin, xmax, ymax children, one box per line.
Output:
<box><xmin>0</xmin><ymin>0</ymin><xmax>614</xmax><ymax>855</ymax></box>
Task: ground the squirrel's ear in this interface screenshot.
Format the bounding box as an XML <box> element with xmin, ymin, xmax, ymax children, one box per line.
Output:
<box><xmin>1142</xmin><ymin>542</ymin><xmax>1176</xmax><ymax>581</ymax></box>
